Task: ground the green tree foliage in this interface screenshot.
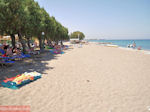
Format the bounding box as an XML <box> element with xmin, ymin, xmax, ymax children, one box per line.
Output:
<box><xmin>0</xmin><ymin>0</ymin><xmax>23</xmax><ymax>48</ymax></box>
<box><xmin>0</xmin><ymin>0</ymin><xmax>69</xmax><ymax>52</ymax></box>
<box><xmin>70</xmin><ymin>31</ymin><xmax>85</xmax><ymax>40</ymax></box>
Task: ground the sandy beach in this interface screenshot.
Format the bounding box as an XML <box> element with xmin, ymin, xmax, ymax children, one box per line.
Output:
<box><xmin>0</xmin><ymin>43</ymin><xmax>150</xmax><ymax>112</ymax></box>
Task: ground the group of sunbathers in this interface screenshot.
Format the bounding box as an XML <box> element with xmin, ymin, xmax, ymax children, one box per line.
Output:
<box><xmin>0</xmin><ymin>43</ymin><xmax>31</xmax><ymax>65</ymax></box>
<box><xmin>0</xmin><ymin>45</ymin><xmax>21</xmax><ymax>57</ymax></box>
<box><xmin>47</xmin><ymin>42</ymin><xmax>69</xmax><ymax>54</ymax></box>
<box><xmin>0</xmin><ymin>41</ymin><xmax>69</xmax><ymax>64</ymax></box>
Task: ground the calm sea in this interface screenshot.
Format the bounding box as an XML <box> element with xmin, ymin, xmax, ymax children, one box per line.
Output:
<box><xmin>88</xmin><ymin>39</ymin><xmax>150</xmax><ymax>51</ymax></box>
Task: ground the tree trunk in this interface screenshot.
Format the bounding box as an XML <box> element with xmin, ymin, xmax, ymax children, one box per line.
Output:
<box><xmin>18</xmin><ymin>33</ymin><xmax>26</xmax><ymax>54</ymax></box>
<box><xmin>60</xmin><ymin>40</ymin><xmax>63</xmax><ymax>46</ymax></box>
<box><xmin>42</xmin><ymin>36</ymin><xmax>45</xmax><ymax>49</ymax></box>
<box><xmin>27</xmin><ymin>37</ymin><xmax>31</xmax><ymax>49</ymax></box>
<box><xmin>10</xmin><ymin>34</ymin><xmax>16</xmax><ymax>48</ymax></box>
<box><xmin>38</xmin><ymin>36</ymin><xmax>44</xmax><ymax>52</ymax></box>
<box><xmin>56</xmin><ymin>40</ymin><xmax>58</xmax><ymax>45</ymax></box>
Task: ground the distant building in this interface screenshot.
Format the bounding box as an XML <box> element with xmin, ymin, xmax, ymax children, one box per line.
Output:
<box><xmin>70</xmin><ymin>38</ymin><xmax>80</xmax><ymax>44</ymax></box>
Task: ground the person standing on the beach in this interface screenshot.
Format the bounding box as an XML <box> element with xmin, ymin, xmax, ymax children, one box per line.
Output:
<box><xmin>133</xmin><ymin>41</ymin><xmax>136</xmax><ymax>49</ymax></box>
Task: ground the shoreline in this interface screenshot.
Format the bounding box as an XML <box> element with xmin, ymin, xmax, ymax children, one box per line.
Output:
<box><xmin>89</xmin><ymin>41</ymin><xmax>150</xmax><ymax>55</ymax></box>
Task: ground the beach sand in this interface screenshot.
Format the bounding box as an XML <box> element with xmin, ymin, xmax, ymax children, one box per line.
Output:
<box><xmin>0</xmin><ymin>43</ymin><xmax>150</xmax><ymax>112</ymax></box>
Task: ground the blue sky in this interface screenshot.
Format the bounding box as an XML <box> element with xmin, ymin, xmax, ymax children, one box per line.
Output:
<box><xmin>35</xmin><ymin>0</ymin><xmax>150</xmax><ymax>39</ymax></box>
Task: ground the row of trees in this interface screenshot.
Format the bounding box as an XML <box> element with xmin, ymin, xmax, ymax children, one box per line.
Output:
<box><xmin>0</xmin><ymin>0</ymin><xmax>69</xmax><ymax>52</ymax></box>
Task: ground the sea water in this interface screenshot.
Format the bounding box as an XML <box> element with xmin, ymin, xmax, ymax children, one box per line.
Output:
<box><xmin>88</xmin><ymin>39</ymin><xmax>150</xmax><ymax>51</ymax></box>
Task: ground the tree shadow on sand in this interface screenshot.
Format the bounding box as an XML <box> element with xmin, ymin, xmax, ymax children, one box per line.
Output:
<box><xmin>0</xmin><ymin>50</ymin><xmax>66</xmax><ymax>88</ymax></box>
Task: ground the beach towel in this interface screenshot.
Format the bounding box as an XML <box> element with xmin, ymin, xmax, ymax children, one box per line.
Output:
<box><xmin>50</xmin><ymin>49</ymin><xmax>64</xmax><ymax>54</ymax></box>
<box><xmin>1</xmin><ymin>72</ymin><xmax>42</xmax><ymax>89</ymax></box>
<box><xmin>0</xmin><ymin>49</ymin><xmax>5</xmax><ymax>54</ymax></box>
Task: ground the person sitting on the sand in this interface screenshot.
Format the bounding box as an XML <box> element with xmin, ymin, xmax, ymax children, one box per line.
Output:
<box><xmin>12</xmin><ymin>47</ymin><xmax>17</xmax><ymax>54</ymax></box>
<box><xmin>54</xmin><ymin>44</ymin><xmax>59</xmax><ymax>49</ymax></box>
<box><xmin>17</xmin><ymin>48</ymin><xmax>21</xmax><ymax>55</ymax></box>
<box><xmin>12</xmin><ymin>47</ymin><xmax>21</xmax><ymax>56</ymax></box>
<box><xmin>33</xmin><ymin>42</ymin><xmax>37</xmax><ymax>49</ymax></box>
<box><xmin>2</xmin><ymin>45</ymin><xmax>9</xmax><ymax>57</ymax></box>
<box><xmin>49</xmin><ymin>43</ymin><xmax>54</xmax><ymax>48</ymax></box>
<box><xmin>54</xmin><ymin>45</ymin><xmax>61</xmax><ymax>52</ymax></box>
<box><xmin>30</xmin><ymin>43</ymin><xmax>35</xmax><ymax>52</ymax></box>
<box><xmin>6</xmin><ymin>46</ymin><xmax>13</xmax><ymax>57</ymax></box>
